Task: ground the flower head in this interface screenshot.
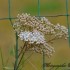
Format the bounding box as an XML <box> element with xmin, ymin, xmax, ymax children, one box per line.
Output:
<box><xmin>13</xmin><ymin>13</ymin><xmax>68</xmax><ymax>57</ymax></box>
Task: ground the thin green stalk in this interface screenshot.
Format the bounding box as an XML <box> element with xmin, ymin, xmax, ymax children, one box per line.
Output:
<box><xmin>14</xmin><ymin>32</ymin><xmax>18</xmax><ymax>70</ymax></box>
<box><xmin>38</xmin><ymin>0</ymin><xmax>40</xmax><ymax>16</ymax></box>
<box><xmin>8</xmin><ymin>0</ymin><xmax>13</xmax><ymax>27</ymax></box>
<box><xmin>8</xmin><ymin>0</ymin><xmax>19</xmax><ymax>69</ymax></box>
<box><xmin>20</xmin><ymin>52</ymin><xmax>33</xmax><ymax>70</ymax></box>
<box><xmin>0</xmin><ymin>48</ymin><xmax>5</xmax><ymax>70</ymax></box>
<box><xmin>18</xmin><ymin>45</ymin><xmax>25</xmax><ymax>58</ymax></box>
<box><xmin>8</xmin><ymin>0</ymin><xmax>11</xmax><ymax>18</ymax></box>
<box><xmin>38</xmin><ymin>1</ymin><xmax>45</xmax><ymax>70</ymax></box>
<box><xmin>16</xmin><ymin>42</ymin><xmax>27</xmax><ymax>70</ymax></box>
<box><xmin>43</xmin><ymin>49</ymin><xmax>45</xmax><ymax>70</ymax></box>
<box><xmin>16</xmin><ymin>52</ymin><xmax>25</xmax><ymax>70</ymax></box>
<box><xmin>66</xmin><ymin>0</ymin><xmax>70</xmax><ymax>47</ymax></box>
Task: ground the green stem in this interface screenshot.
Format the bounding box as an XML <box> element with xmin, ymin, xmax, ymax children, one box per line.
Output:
<box><xmin>8</xmin><ymin>0</ymin><xmax>11</xmax><ymax>18</ymax></box>
<box><xmin>14</xmin><ymin>32</ymin><xmax>18</xmax><ymax>70</ymax></box>
<box><xmin>8</xmin><ymin>0</ymin><xmax>19</xmax><ymax>70</ymax></box>
<box><xmin>0</xmin><ymin>48</ymin><xmax>5</xmax><ymax>70</ymax></box>
<box><xmin>66</xmin><ymin>0</ymin><xmax>70</xmax><ymax>47</ymax></box>
<box><xmin>16</xmin><ymin>42</ymin><xmax>27</xmax><ymax>70</ymax></box>
<box><xmin>43</xmin><ymin>49</ymin><xmax>45</xmax><ymax>70</ymax></box>
<box><xmin>20</xmin><ymin>52</ymin><xmax>33</xmax><ymax>70</ymax></box>
<box><xmin>38</xmin><ymin>0</ymin><xmax>40</xmax><ymax>16</ymax></box>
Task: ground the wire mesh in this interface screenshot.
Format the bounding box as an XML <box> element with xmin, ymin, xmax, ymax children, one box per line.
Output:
<box><xmin>0</xmin><ymin>0</ymin><xmax>70</xmax><ymax>70</ymax></box>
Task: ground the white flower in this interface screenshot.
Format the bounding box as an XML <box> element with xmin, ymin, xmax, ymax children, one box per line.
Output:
<box><xmin>13</xmin><ymin>13</ymin><xmax>69</xmax><ymax>57</ymax></box>
<box><xmin>18</xmin><ymin>30</ymin><xmax>55</xmax><ymax>57</ymax></box>
<box><xmin>41</xmin><ymin>17</ymin><xmax>48</xmax><ymax>22</ymax></box>
<box><xmin>18</xmin><ymin>30</ymin><xmax>45</xmax><ymax>44</ymax></box>
<box><xmin>18</xmin><ymin>31</ymin><xmax>31</xmax><ymax>41</ymax></box>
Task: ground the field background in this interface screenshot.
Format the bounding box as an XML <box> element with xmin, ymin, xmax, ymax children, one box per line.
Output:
<box><xmin>0</xmin><ymin>0</ymin><xmax>70</xmax><ymax>70</ymax></box>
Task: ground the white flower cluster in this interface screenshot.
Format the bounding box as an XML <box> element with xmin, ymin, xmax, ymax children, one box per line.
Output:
<box><xmin>54</xmin><ymin>23</ymin><xmax>68</xmax><ymax>39</ymax></box>
<box><xmin>18</xmin><ymin>30</ymin><xmax>55</xmax><ymax>57</ymax></box>
<box><xmin>13</xmin><ymin>13</ymin><xmax>68</xmax><ymax>39</ymax></box>
<box><xmin>13</xmin><ymin>13</ymin><xmax>68</xmax><ymax>57</ymax></box>
<box><xmin>18</xmin><ymin>30</ymin><xmax>45</xmax><ymax>44</ymax></box>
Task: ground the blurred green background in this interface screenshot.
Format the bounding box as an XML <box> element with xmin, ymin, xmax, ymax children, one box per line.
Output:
<box><xmin>0</xmin><ymin>0</ymin><xmax>70</xmax><ymax>70</ymax></box>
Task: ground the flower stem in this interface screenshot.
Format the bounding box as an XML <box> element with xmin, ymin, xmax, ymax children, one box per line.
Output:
<box><xmin>14</xmin><ymin>32</ymin><xmax>18</xmax><ymax>70</ymax></box>
<box><xmin>43</xmin><ymin>50</ymin><xmax>45</xmax><ymax>70</ymax></box>
<box><xmin>0</xmin><ymin>48</ymin><xmax>5</xmax><ymax>70</ymax></box>
<box><xmin>16</xmin><ymin>42</ymin><xmax>27</xmax><ymax>70</ymax></box>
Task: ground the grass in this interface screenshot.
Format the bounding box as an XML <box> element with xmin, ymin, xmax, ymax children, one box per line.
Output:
<box><xmin>0</xmin><ymin>48</ymin><xmax>5</xmax><ymax>70</ymax></box>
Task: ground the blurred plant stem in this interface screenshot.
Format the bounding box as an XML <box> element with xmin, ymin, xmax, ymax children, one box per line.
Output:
<box><xmin>0</xmin><ymin>48</ymin><xmax>5</xmax><ymax>70</ymax></box>
<box><xmin>14</xmin><ymin>32</ymin><xmax>18</xmax><ymax>70</ymax></box>
<box><xmin>16</xmin><ymin>42</ymin><xmax>28</xmax><ymax>70</ymax></box>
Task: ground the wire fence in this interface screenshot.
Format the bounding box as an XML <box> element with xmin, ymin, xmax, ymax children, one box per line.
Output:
<box><xmin>0</xmin><ymin>0</ymin><xmax>70</xmax><ymax>70</ymax></box>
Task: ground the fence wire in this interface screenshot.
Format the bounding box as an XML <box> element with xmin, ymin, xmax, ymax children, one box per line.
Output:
<box><xmin>0</xmin><ymin>0</ymin><xmax>70</xmax><ymax>70</ymax></box>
